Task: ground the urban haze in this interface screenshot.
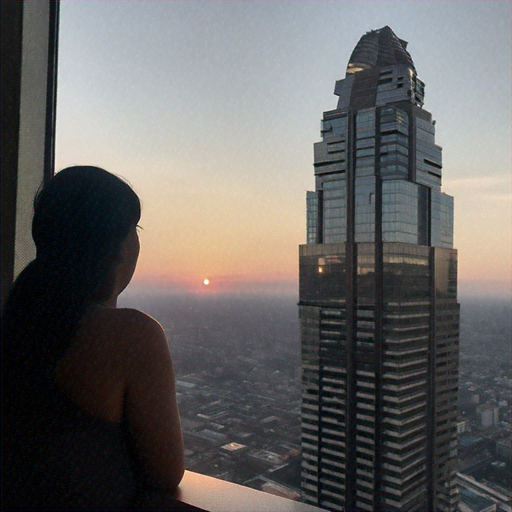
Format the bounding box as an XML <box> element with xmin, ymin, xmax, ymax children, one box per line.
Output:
<box><xmin>119</xmin><ymin>291</ymin><xmax>511</xmax><ymax>508</ymax></box>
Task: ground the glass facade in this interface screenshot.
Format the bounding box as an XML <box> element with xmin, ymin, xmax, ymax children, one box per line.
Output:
<box><xmin>382</xmin><ymin>180</ymin><xmax>419</xmax><ymax>244</ymax></box>
<box><xmin>323</xmin><ymin>180</ymin><xmax>347</xmax><ymax>244</ymax></box>
<box><xmin>431</xmin><ymin>192</ymin><xmax>454</xmax><ymax>248</ymax></box>
<box><xmin>306</xmin><ymin>191</ymin><xmax>318</xmax><ymax>244</ymax></box>
<box><xmin>380</xmin><ymin>107</ymin><xmax>409</xmax><ymax>181</ymax></box>
<box><xmin>300</xmin><ymin>26</ymin><xmax>459</xmax><ymax>512</ymax></box>
<box><xmin>299</xmin><ymin>243</ymin><xmax>347</xmax><ymax>305</ymax></box>
<box><xmin>415</xmin><ymin>117</ymin><xmax>442</xmax><ymax>190</ymax></box>
<box><xmin>307</xmin><ymin>92</ymin><xmax>454</xmax><ymax>252</ymax></box>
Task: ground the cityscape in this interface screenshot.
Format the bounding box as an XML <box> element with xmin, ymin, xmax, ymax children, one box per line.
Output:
<box><xmin>3</xmin><ymin>3</ymin><xmax>510</xmax><ymax>512</ymax></box>
<box><xmin>119</xmin><ymin>25</ymin><xmax>511</xmax><ymax>512</ymax></box>
<box><xmin>119</xmin><ymin>291</ymin><xmax>511</xmax><ymax>511</ymax></box>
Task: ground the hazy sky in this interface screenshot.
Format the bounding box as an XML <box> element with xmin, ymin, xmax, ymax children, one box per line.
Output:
<box><xmin>55</xmin><ymin>0</ymin><xmax>511</xmax><ymax>298</ymax></box>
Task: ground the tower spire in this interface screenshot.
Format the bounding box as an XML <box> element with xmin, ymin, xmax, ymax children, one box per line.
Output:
<box><xmin>347</xmin><ymin>26</ymin><xmax>415</xmax><ymax>75</ymax></box>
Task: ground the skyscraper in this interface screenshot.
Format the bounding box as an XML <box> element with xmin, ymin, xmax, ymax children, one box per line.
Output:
<box><xmin>299</xmin><ymin>27</ymin><xmax>459</xmax><ymax>512</ymax></box>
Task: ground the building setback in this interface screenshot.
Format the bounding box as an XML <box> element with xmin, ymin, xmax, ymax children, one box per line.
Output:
<box><xmin>299</xmin><ymin>27</ymin><xmax>459</xmax><ymax>512</ymax></box>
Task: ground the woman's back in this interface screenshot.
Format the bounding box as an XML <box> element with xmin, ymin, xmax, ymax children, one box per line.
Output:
<box><xmin>54</xmin><ymin>304</ymin><xmax>134</xmax><ymax>424</ymax></box>
<box><xmin>2</xmin><ymin>167</ymin><xmax>184</xmax><ymax>508</ymax></box>
<box><xmin>3</xmin><ymin>306</ymin><xmax>141</xmax><ymax>509</ymax></box>
<box><xmin>3</xmin><ymin>381</ymin><xmax>137</xmax><ymax>509</ymax></box>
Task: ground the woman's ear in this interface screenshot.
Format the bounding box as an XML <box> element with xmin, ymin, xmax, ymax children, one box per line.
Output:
<box><xmin>116</xmin><ymin>232</ymin><xmax>136</xmax><ymax>263</ymax></box>
<box><xmin>116</xmin><ymin>237</ymin><xmax>129</xmax><ymax>262</ymax></box>
<box><xmin>113</xmin><ymin>227</ymin><xmax>140</xmax><ymax>295</ymax></box>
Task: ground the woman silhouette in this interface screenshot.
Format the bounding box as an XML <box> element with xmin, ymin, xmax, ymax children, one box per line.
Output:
<box><xmin>2</xmin><ymin>166</ymin><xmax>184</xmax><ymax>509</ymax></box>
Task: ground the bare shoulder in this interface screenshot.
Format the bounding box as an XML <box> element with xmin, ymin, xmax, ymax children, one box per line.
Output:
<box><xmin>56</xmin><ymin>307</ymin><xmax>169</xmax><ymax>423</ymax></box>
<box><xmin>103</xmin><ymin>308</ymin><xmax>171</xmax><ymax>379</ymax></box>
<box><xmin>80</xmin><ymin>306</ymin><xmax>169</xmax><ymax>365</ymax></box>
<box><xmin>111</xmin><ymin>307</ymin><xmax>165</xmax><ymax>336</ymax></box>
<box><xmin>86</xmin><ymin>306</ymin><xmax>165</xmax><ymax>340</ymax></box>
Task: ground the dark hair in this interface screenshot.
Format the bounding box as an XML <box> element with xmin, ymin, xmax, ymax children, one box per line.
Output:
<box><xmin>2</xmin><ymin>166</ymin><xmax>141</xmax><ymax>383</ymax></box>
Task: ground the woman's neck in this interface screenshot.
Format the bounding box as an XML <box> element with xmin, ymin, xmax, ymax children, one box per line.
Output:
<box><xmin>92</xmin><ymin>295</ymin><xmax>117</xmax><ymax>308</ymax></box>
<box><xmin>100</xmin><ymin>297</ymin><xmax>117</xmax><ymax>308</ymax></box>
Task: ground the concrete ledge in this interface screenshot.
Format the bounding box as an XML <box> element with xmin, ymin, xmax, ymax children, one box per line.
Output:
<box><xmin>134</xmin><ymin>471</ymin><xmax>326</xmax><ymax>512</ymax></box>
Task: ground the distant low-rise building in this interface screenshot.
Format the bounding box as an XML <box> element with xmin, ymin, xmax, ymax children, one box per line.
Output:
<box><xmin>478</xmin><ymin>405</ymin><xmax>499</xmax><ymax>428</ymax></box>
<box><xmin>496</xmin><ymin>439</ymin><xmax>511</xmax><ymax>461</ymax></box>
<box><xmin>458</xmin><ymin>417</ymin><xmax>470</xmax><ymax>434</ymax></box>
<box><xmin>459</xmin><ymin>487</ymin><xmax>497</xmax><ymax>512</ymax></box>
<box><xmin>456</xmin><ymin>473</ymin><xmax>511</xmax><ymax>512</ymax></box>
<box><xmin>220</xmin><ymin>442</ymin><xmax>247</xmax><ymax>454</ymax></box>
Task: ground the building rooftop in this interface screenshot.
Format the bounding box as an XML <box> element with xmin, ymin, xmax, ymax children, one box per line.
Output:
<box><xmin>459</xmin><ymin>487</ymin><xmax>497</xmax><ymax>512</ymax></box>
<box><xmin>347</xmin><ymin>26</ymin><xmax>415</xmax><ymax>74</ymax></box>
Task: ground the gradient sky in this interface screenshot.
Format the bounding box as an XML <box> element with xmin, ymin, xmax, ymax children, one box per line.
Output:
<box><xmin>55</xmin><ymin>0</ymin><xmax>511</xmax><ymax>298</ymax></box>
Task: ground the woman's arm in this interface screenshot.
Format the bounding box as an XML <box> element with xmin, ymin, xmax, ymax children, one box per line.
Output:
<box><xmin>122</xmin><ymin>309</ymin><xmax>185</xmax><ymax>490</ymax></box>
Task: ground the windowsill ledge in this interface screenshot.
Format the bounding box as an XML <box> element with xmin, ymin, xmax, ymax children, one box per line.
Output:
<box><xmin>135</xmin><ymin>470</ymin><xmax>327</xmax><ymax>511</ymax></box>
